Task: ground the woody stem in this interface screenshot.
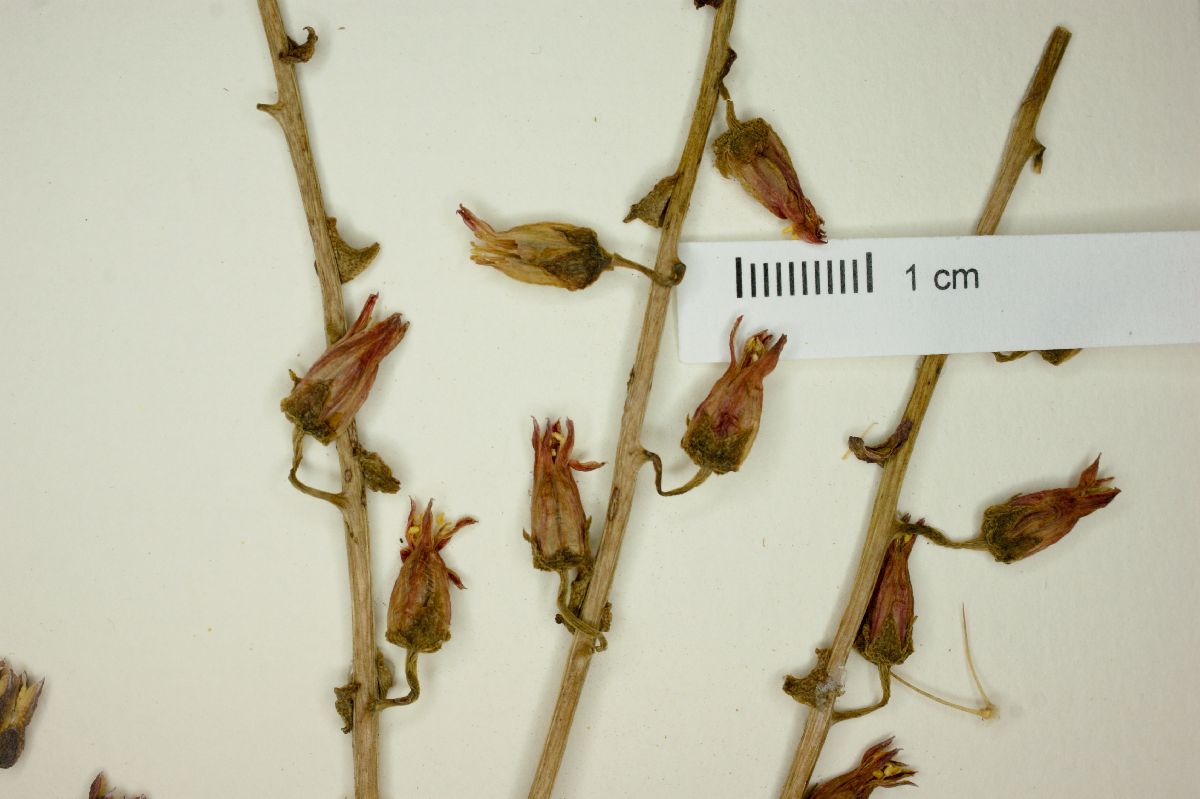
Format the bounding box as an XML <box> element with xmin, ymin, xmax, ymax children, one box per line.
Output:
<box><xmin>777</xmin><ymin>26</ymin><xmax>1071</xmax><ymax>798</ymax></box>
<box><xmin>642</xmin><ymin>449</ymin><xmax>713</xmax><ymax>496</ymax></box>
<box><xmin>526</xmin><ymin>4</ymin><xmax>740</xmax><ymax>797</ymax></box>
<box><xmin>257</xmin><ymin>2</ymin><xmax>383</xmax><ymax>798</ymax></box>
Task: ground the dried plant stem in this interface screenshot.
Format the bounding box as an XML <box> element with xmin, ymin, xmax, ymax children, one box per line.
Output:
<box><xmin>256</xmin><ymin>2</ymin><xmax>383</xmax><ymax>798</ymax></box>
<box><xmin>526</xmin><ymin>3</ymin><xmax>739</xmax><ymax>797</ymax></box>
<box><xmin>777</xmin><ymin>26</ymin><xmax>1071</xmax><ymax>798</ymax></box>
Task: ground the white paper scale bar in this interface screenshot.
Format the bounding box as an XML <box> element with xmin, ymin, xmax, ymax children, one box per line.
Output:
<box><xmin>675</xmin><ymin>231</ymin><xmax>1200</xmax><ymax>362</ymax></box>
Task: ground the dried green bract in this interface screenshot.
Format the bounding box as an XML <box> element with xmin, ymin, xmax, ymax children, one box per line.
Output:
<box><xmin>681</xmin><ymin>316</ymin><xmax>786</xmax><ymax>474</ymax></box>
<box><xmin>624</xmin><ymin>174</ymin><xmax>678</xmax><ymax>228</ymax></box>
<box><xmin>458</xmin><ymin>205</ymin><xmax>616</xmax><ymax>291</ymax></box>
<box><xmin>856</xmin><ymin>531</ymin><xmax>917</xmax><ymax>668</ymax></box>
<box><xmin>0</xmin><ymin>661</ymin><xmax>43</xmax><ymax>768</ymax></box>
<box><xmin>806</xmin><ymin>738</ymin><xmax>916</xmax><ymax>799</ymax></box>
<box><xmin>713</xmin><ymin>101</ymin><xmax>826</xmax><ymax>243</ymax></box>
<box><xmin>280</xmin><ymin>293</ymin><xmax>408</xmax><ymax>444</ymax></box>
<box><xmin>386</xmin><ymin>499</ymin><xmax>477</xmax><ymax>653</ymax></box>
<box><xmin>528</xmin><ymin>419</ymin><xmax>602</xmax><ymax>572</ymax></box>
<box><xmin>980</xmin><ymin>456</ymin><xmax>1119</xmax><ymax>563</ymax></box>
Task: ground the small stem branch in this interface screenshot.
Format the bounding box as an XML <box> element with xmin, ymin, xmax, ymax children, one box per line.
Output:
<box><xmin>374</xmin><ymin>650</ymin><xmax>420</xmax><ymax>709</ymax></box>
<box><xmin>526</xmin><ymin>4</ymin><xmax>739</xmax><ymax>797</ymax></box>
<box><xmin>612</xmin><ymin>254</ymin><xmax>686</xmax><ymax>286</ymax></box>
<box><xmin>289</xmin><ymin>428</ymin><xmax>347</xmax><ymax>507</ymax></box>
<box><xmin>777</xmin><ymin>26</ymin><xmax>1071</xmax><ymax>798</ymax></box>
<box><xmin>642</xmin><ymin>449</ymin><xmax>713</xmax><ymax>496</ymax></box>
<box><xmin>555</xmin><ymin>570</ymin><xmax>607</xmax><ymax>652</ymax></box>
<box><xmin>831</xmin><ymin>665</ymin><xmax>892</xmax><ymax>722</ymax></box>
<box><xmin>257</xmin><ymin>2</ymin><xmax>382</xmax><ymax>798</ymax></box>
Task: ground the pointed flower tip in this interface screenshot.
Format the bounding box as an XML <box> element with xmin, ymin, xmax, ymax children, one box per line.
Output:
<box><xmin>458</xmin><ymin>206</ymin><xmax>614</xmax><ymax>291</ymax></box>
<box><xmin>0</xmin><ymin>661</ymin><xmax>44</xmax><ymax>769</ymax></box>
<box><xmin>981</xmin><ymin>455</ymin><xmax>1120</xmax><ymax>563</ymax></box>
<box><xmin>529</xmin><ymin>417</ymin><xmax>599</xmax><ymax>572</ymax></box>
<box><xmin>387</xmin><ymin>498</ymin><xmax>475</xmax><ymax>654</ymax></box>
<box><xmin>280</xmin><ymin>294</ymin><xmax>408</xmax><ymax>444</ymax></box>
<box><xmin>807</xmin><ymin>737</ymin><xmax>916</xmax><ymax>798</ymax></box>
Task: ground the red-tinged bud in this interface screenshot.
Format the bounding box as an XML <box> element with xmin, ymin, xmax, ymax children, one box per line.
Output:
<box><xmin>981</xmin><ymin>456</ymin><xmax>1120</xmax><ymax>563</ymax></box>
<box><xmin>806</xmin><ymin>737</ymin><xmax>917</xmax><ymax>799</ymax></box>
<box><xmin>0</xmin><ymin>661</ymin><xmax>43</xmax><ymax>768</ymax></box>
<box><xmin>281</xmin><ymin>293</ymin><xmax>408</xmax><ymax>444</ymax></box>
<box><xmin>681</xmin><ymin>316</ymin><xmax>786</xmax><ymax>474</ymax></box>
<box><xmin>386</xmin><ymin>499</ymin><xmax>477</xmax><ymax>654</ymax></box>
<box><xmin>856</xmin><ymin>532</ymin><xmax>917</xmax><ymax>668</ymax></box>
<box><xmin>89</xmin><ymin>773</ymin><xmax>147</xmax><ymax>799</ymax></box>
<box><xmin>458</xmin><ymin>205</ymin><xmax>616</xmax><ymax>291</ymax></box>
<box><xmin>528</xmin><ymin>419</ymin><xmax>602</xmax><ymax>572</ymax></box>
<box><xmin>713</xmin><ymin>102</ymin><xmax>826</xmax><ymax>244</ymax></box>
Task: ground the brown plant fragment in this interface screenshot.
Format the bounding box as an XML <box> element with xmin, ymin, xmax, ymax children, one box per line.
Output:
<box><xmin>783</xmin><ymin>648</ymin><xmax>840</xmax><ymax>710</ymax></box>
<box><xmin>848</xmin><ymin>419</ymin><xmax>913</xmax><ymax>467</ymax></box>
<box><xmin>981</xmin><ymin>455</ymin><xmax>1119</xmax><ymax>563</ymax></box>
<box><xmin>386</xmin><ymin>499</ymin><xmax>477</xmax><ymax>653</ymax></box>
<box><xmin>334</xmin><ymin>680</ymin><xmax>359</xmax><ymax>734</ymax></box>
<box><xmin>713</xmin><ymin>100</ymin><xmax>826</xmax><ymax>243</ymax></box>
<box><xmin>856</xmin><ymin>530</ymin><xmax>917</xmax><ymax>668</ymax></box>
<box><xmin>0</xmin><ymin>661</ymin><xmax>43</xmax><ymax>769</ymax></box>
<box><xmin>458</xmin><ymin>205</ymin><xmax>616</xmax><ymax>291</ymax></box>
<box><xmin>357</xmin><ymin>446</ymin><xmax>400</xmax><ymax>494</ymax></box>
<box><xmin>528</xmin><ymin>419</ymin><xmax>603</xmax><ymax>572</ymax></box>
<box><xmin>281</xmin><ymin>26</ymin><xmax>317</xmax><ymax>63</ymax></box>
<box><xmin>624</xmin><ymin>174</ymin><xmax>679</xmax><ymax>228</ymax></box>
<box><xmin>994</xmin><ymin>348</ymin><xmax>1081</xmax><ymax>365</ymax></box>
<box><xmin>695</xmin><ymin>0</ymin><xmax>725</xmax><ymax>8</ymax></box>
<box><xmin>327</xmin><ymin>217</ymin><xmax>380</xmax><ymax>284</ymax></box>
<box><xmin>682</xmin><ymin>316</ymin><xmax>786</xmax><ymax>474</ymax></box>
<box><xmin>89</xmin><ymin>773</ymin><xmax>147</xmax><ymax>799</ymax></box>
<box><xmin>806</xmin><ymin>737</ymin><xmax>916</xmax><ymax>799</ymax></box>
<box><xmin>281</xmin><ymin>293</ymin><xmax>408</xmax><ymax>444</ymax></box>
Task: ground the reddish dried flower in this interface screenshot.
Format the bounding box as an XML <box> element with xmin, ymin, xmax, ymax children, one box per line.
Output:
<box><xmin>856</xmin><ymin>532</ymin><xmax>917</xmax><ymax>668</ymax></box>
<box><xmin>386</xmin><ymin>499</ymin><xmax>477</xmax><ymax>654</ymax></box>
<box><xmin>281</xmin><ymin>293</ymin><xmax>408</xmax><ymax>444</ymax></box>
<box><xmin>528</xmin><ymin>419</ymin><xmax>602</xmax><ymax>572</ymax></box>
<box><xmin>0</xmin><ymin>661</ymin><xmax>43</xmax><ymax>768</ymax></box>
<box><xmin>981</xmin><ymin>456</ymin><xmax>1120</xmax><ymax>563</ymax></box>
<box><xmin>806</xmin><ymin>738</ymin><xmax>917</xmax><ymax>799</ymax></box>
<box><xmin>458</xmin><ymin>205</ymin><xmax>616</xmax><ymax>291</ymax></box>
<box><xmin>713</xmin><ymin>102</ymin><xmax>826</xmax><ymax>243</ymax></box>
<box><xmin>681</xmin><ymin>316</ymin><xmax>786</xmax><ymax>474</ymax></box>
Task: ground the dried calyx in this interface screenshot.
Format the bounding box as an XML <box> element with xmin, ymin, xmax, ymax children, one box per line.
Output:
<box><xmin>0</xmin><ymin>661</ymin><xmax>43</xmax><ymax>769</ymax></box>
<box><xmin>713</xmin><ymin>99</ymin><xmax>825</xmax><ymax>244</ymax></box>
<box><xmin>458</xmin><ymin>205</ymin><xmax>678</xmax><ymax>290</ymax></box>
<box><xmin>89</xmin><ymin>773</ymin><xmax>147</xmax><ymax>799</ymax></box>
<box><xmin>805</xmin><ymin>737</ymin><xmax>916</xmax><ymax>799</ymax></box>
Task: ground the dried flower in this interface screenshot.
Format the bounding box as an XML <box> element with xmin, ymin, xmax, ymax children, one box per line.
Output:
<box><xmin>713</xmin><ymin>101</ymin><xmax>825</xmax><ymax>243</ymax></box>
<box><xmin>528</xmin><ymin>419</ymin><xmax>602</xmax><ymax>572</ymax></box>
<box><xmin>981</xmin><ymin>456</ymin><xmax>1119</xmax><ymax>563</ymax></box>
<box><xmin>681</xmin><ymin>316</ymin><xmax>786</xmax><ymax>474</ymax></box>
<box><xmin>806</xmin><ymin>737</ymin><xmax>917</xmax><ymax>798</ymax></box>
<box><xmin>458</xmin><ymin>205</ymin><xmax>616</xmax><ymax>291</ymax></box>
<box><xmin>856</xmin><ymin>531</ymin><xmax>917</xmax><ymax>668</ymax></box>
<box><xmin>0</xmin><ymin>661</ymin><xmax>43</xmax><ymax>768</ymax></box>
<box><xmin>89</xmin><ymin>773</ymin><xmax>147</xmax><ymax>799</ymax></box>
<box><xmin>281</xmin><ymin>293</ymin><xmax>408</xmax><ymax>444</ymax></box>
<box><xmin>386</xmin><ymin>499</ymin><xmax>477</xmax><ymax>654</ymax></box>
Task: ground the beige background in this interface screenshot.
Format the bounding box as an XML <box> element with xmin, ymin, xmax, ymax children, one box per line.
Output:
<box><xmin>1</xmin><ymin>1</ymin><xmax>1198</xmax><ymax>797</ymax></box>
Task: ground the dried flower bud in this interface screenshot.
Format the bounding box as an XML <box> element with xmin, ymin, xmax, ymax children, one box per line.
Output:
<box><xmin>807</xmin><ymin>737</ymin><xmax>916</xmax><ymax>799</ymax></box>
<box><xmin>980</xmin><ymin>456</ymin><xmax>1119</xmax><ymax>563</ymax></box>
<box><xmin>0</xmin><ymin>661</ymin><xmax>43</xmax><ymax>768</ymax></box>
<box><xmin>281</xmin><ymin>293</ymin><xmax>408</xmax><ymax>444</ymax></box>
<box><xmin>458</xmin><ymin>205</ymin><xmax>616</xmax><ymax>291</ymax></box>
<box><xmin>528</xmin><ymin>419</ymin><xmax>602</xmax><ymax>572</ymax></box>
<box><xmin>681</xmin><ymin>316</ymin><xmax>786</xmax><ymax>474</ymax></box>
<box><xmin>856</xmin><ymin>532</ymin><xmax>917</xmax><ymax>668</ymax></box>
<box><xmin>89</xmin><ymin>773</ymin><xmax>147</xmax><ymax>799</ymax></box>
<box><xmin>713</xmin><ymin>102</ymin><xmax>825</xmax><ymax>243</ymax></box>
<box><xmin>386</xmin><ymin>499</ymin><xmax>477</xmax><ymax>653</ymax></box>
